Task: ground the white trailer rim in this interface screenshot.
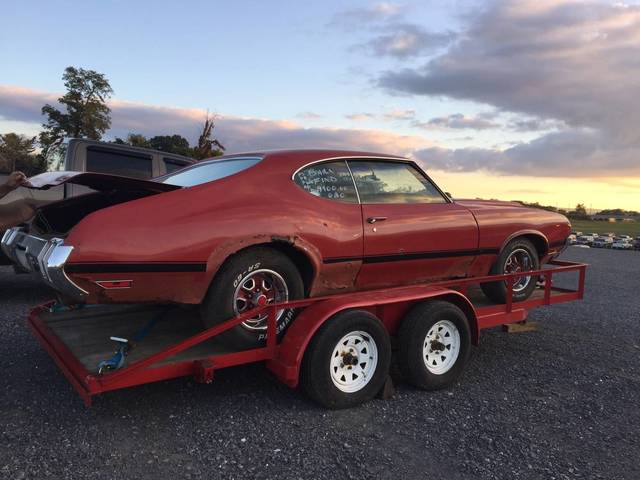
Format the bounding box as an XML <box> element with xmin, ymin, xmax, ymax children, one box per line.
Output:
<box><xmin>329</xmin><ymin>331</ymin><xmax>378</xmax><ymax>393</ymax></box>
<box><xmin>423</xmin><ymin>320</ymin><xmax>460</xmax><ymax>375</ymax></box>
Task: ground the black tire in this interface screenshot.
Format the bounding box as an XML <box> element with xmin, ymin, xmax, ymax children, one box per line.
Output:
<box><xmin>301</xmin><ymin>310</ymin><xmax>391</xmax><ymax>409</ymax></box>
<box><xmin>480</xmin><ymin>237</ymin><xmax>540</xmax><ymax>304</ymax></box>
<box><xmin>397</xmin><ymin>301</ymin><xmax>471</xmax><ymax>390</ymax></box>
<box><xmin>200</xmin><ymin>247</ymin><xmax>304</xmax><ymax>348</ymax></box>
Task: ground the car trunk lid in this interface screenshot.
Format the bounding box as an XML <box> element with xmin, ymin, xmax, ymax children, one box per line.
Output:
<box><xmin>26</xmin><ymin>172</ymin><xmax>182</xmax><ymax>237</ymax></box>
<box><xmin>26</xmin><ymin>171</ymin><xmax>181</xmax><ymax>193</ymax></box>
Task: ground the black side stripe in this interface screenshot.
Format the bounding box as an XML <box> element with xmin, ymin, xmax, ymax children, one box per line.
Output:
<box><xmin>65</xmin><ymin>263</ymin><xmax>207</xmax><ymax>274</ymax></box>
<box><xmin>324</xmin><ymin>248</ymin><xmax>499</xmax><ymax>265</ymax></box>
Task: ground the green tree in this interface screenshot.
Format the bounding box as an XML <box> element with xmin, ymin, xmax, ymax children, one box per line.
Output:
<box><xmin>40</xmin><ymin>66</ymin><xmax>113</xmax><ymax>159</ymax></box>
<box><xmin>113</xmin><ymin>114</ymin><xmax>226</xmax><ymax>160</ymax></box>
<box><xmin>148</xmin><ymin>135</ymin><xmax>192</xmax><ymax>156</ymax></box>
<box><xmin>0</xmin><ymin>133</ymin><xmax>46</xmax><ymax>176</ymax></box>
<box><xmin>569</xmin><ymin>203</ymin><xmax>589</xmax><ymax>220</ymax></box>
<box><xmin>114</xmin><ymin>133</ymin><xmax>151</xmax><ymax>148</ymax></box>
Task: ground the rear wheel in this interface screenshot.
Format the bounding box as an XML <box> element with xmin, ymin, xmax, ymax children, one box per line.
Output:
<box><xmin>200</xmin><ymin>247</ymin><xmax>304</xmax><ymax>348</ymax></box>
<box><xmin>301</xmin><ymin>310</ymin><xmax>391</xmax><ymax>409</ymax></box>
<box><xmin>397</xmin><ymin>301</ymin><xmax>471</xmax><ymax>390</ymax></box>
<box><xmin>481</xmin><ymin>237</ymin><xmax>539</xmax><ymax>304</ymax></box>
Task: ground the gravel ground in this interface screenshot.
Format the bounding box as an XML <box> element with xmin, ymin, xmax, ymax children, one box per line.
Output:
<box><xmin>1</xmin><ymin>247</ymin><xmax>639</xmax><ymax>480</ymax></box>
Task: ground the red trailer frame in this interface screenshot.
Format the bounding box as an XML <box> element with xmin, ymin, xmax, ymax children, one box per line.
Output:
<box><xmin>27</xmin><ymin>260</ymin><xmax>586</xmax><ymax>407</ymax></box>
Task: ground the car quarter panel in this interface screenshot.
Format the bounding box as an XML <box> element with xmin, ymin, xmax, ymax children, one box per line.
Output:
<box><xmin>63</xmin><ymin>153</ymin><xmax>365</xmax><ymax>304</ymax></box>
<box><xmin>457</xmin><ymin>200</ymin><xmax>571</xmax><ymax>264</ymax></box>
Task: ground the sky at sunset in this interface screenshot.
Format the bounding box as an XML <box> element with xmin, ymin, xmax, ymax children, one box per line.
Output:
<box><xmin>1</xmin><ymin>0</ymin><xmax>639</xmax><ymax>210</ymax></box>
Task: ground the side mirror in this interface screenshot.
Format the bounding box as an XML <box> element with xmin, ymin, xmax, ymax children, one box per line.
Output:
<box><xmin>445</xmin><ymin>192</ymin><xmax>453</xmax><ymax>199</ymax></box>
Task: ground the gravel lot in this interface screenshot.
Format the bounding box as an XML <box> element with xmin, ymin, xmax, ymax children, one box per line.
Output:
<box><xmin>1</xmin><ymin>247</ymin><xmax>639</xmax><ymax>480</ymax></box>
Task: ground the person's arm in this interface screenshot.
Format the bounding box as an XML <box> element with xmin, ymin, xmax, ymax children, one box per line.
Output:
<box><xmin>0</xmin><ymin>171</ymin><xmax>28</xmax><ymax>200</ymax></box>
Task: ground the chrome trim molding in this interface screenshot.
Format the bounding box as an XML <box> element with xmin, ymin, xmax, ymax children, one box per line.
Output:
<box><xmin>290</xmin><ymin>155</ymin><xmax>408</xmax><ymax>181</ymax></box>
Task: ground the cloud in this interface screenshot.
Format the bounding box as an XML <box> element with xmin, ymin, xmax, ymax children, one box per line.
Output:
<box><xmin>415</xmin><ymin>113</ymin><xmax>500</xmax><ymax>130</ymax></box>
<box><xmin>345</xmin><ymin>112</ymin><xmax>375</xmax><ymax>121</ymax></box>
<box><xmin>414</xmin><ymin>128</ymin><xmax>640</xmax><ymax>177</ymax></box>
<box><xmin>383</xmin><ymin>108</ymin><xmax>415</xmax><ymax>120</ymax></box>
<box><xmin>362</xmin><ymin>23</ymin><xmax>455</xmax><ymax>58</ymax></box>
<box><xmin>507</xmin><ymin>117</ymin><xmax>564</xmax><ymax>132</ymax></box>
<box><xmin>377</xmin><ymin>0</ymin><xmax>640</xmax><ymax>175</ymax></box>
<box><xmin>296</xmin><ymin>111</ymin><xmax>322</xmax><ymax>120</ymax></box>
<box><xmin>0</xmin><ymin>86</ymin><xmax>57</xmax><ymax>124</ymax></box>
<box><xmin>330</xmin><ymin>2</ymin><xmax>404</xmax><ymax>27</ymax></box>
<box><xmin>0</xmin><ymin>85</ymin><xmax>432</xmax><ymax>156</ymax></box>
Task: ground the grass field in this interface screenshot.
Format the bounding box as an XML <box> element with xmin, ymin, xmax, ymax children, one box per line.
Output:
<box><xmin>570</xmin><ymin>219</ymin><xmax>640</xmax><ymax>237</ymax></box>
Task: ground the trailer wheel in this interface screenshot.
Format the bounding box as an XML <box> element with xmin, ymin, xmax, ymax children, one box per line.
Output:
<box><xmin>301</xmin><ymin>310</ymin><xmax>391</xmax><ymax>409</ymax></box>
<box><xmin>398</xmin><ymin>301</ymin><xmax>471</xmax><ymax>390</ymax></box>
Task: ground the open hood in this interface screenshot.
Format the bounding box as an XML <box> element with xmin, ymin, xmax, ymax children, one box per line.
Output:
<box><xmin>27</xmin><ymin>171</ymin><xmax>181</xmax><ymax>194</ymax></box>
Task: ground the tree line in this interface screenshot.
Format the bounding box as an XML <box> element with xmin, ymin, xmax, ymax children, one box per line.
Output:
<box><xmin>519</xmin><ymin>202</ymin><xmax>639</xmax><ymax>220</ymax></box>
<box><xmin>0</xmin><ymin>66</ymin><xmax>224</xmax><ymax>175</ymax></box>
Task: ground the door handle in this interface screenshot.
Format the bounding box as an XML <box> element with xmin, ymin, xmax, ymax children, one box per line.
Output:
<box><xmin>367</xmin><ymin>216</ymin><xmax>388</xmax><ymax>224</ymax></box>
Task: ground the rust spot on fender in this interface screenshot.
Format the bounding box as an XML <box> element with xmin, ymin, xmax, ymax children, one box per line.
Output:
<box><xmin>270</xmin><ymin>235</ymin><xmax>296</xmax><ymax>244</ymax></box>
<box><xmin>312</xmin><ymin>261</ymin><xmax>360</xmax><ymax>296</ymax></box>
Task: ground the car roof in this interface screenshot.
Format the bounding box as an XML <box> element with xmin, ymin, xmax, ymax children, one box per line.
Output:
<box><xmin>201</xmin><ymin>149</ymin><xmax>409</xmax><ymax>172</ymax></box>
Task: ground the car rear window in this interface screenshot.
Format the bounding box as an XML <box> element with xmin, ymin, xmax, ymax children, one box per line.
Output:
<box><xmin>293</xmin><ymin>161</ymin><xmax>358</xmax><ymax>203</ymax></box>
<box><xmin>161</xmin><ymin>157</ymin><xmax>261</xmax><ymax>187</ymax></box>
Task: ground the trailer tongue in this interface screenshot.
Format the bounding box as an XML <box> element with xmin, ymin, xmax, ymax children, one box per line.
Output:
<box><xmin>26</xmin><ymin>260</ymin><xmax>586</xmax><ymax>408</ymax></box>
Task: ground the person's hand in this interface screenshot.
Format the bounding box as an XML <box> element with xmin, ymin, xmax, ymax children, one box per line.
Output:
<box><xmin>5</xmin><ymin>171</ymin><xmax>29</xmax><ymax>190</ymax></box>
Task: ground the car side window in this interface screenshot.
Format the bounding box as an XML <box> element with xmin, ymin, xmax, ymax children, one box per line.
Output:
<box><xmin>348</xmin><ymin>161</ymin><xmax>446</xmax><ymax>204</ymax></box>
<box><xmin>86</xmin><ymin>147</ymin><xmax>153</xmax><ymax>179</ymax></box>
<box><xmin>293</xmin><ymin>161</ymin><xmax>358</xmax><ymax>203</ymax></box>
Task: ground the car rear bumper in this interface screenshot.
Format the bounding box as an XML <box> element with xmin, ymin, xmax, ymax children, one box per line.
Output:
<box><xmin>1</xmin><ymin>227</ymin><xmax>87</xmax><ymax>302</ymax></box>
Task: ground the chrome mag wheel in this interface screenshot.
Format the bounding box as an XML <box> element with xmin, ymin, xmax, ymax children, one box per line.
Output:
<box><xmin>233</xmin><ymin>269</ymin><xmax>289</xmax><ymax>331</ymax></box>
<box><xmin>503</xmin><ymin>248</ymin><xmax>534</xmax><ymax>293</ymax></box>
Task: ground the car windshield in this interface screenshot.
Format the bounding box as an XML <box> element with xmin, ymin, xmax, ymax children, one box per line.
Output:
<box><xmin>160</xmin><ymin>156</ymin><xmax>262</xmax><ymax>187</ymax></box>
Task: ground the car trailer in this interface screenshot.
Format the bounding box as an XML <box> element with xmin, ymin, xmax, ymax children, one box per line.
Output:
<box><xmin>26</xmin><ymin>260</ymin><xmax>586</xmax><ymax>408</ymax></box>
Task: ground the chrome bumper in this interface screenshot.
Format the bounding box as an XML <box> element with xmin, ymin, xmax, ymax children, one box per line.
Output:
<box><xmin>1</xmin><ymin>227</ymin><xmax>87</xmax><ymax>301</ymax></box>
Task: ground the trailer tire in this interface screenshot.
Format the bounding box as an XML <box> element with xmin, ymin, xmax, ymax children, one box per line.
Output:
<box><xmin>398</xmin><ymin>301</ymin><xmax>471</xmax><ymax>390</ymax></box>
<box><xmin>481</xmin><ymin>237</ymin><xmax>539</xmax><ymax>304</ymax></box>
<box><xmin>301</xmin><ymin>310</ymin><xmax>391</xmax><ymax>409</ymax></box>
<box><xmin>200</xmin><ymin>247</ymin><xmax>304</xmax><ymax>348</ymax></box>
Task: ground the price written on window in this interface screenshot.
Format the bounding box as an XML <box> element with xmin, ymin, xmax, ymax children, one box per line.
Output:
<box><xmin>295</xmin><ymin>164</ymin><xmax>354</xmax><ymax>200</ymax></box>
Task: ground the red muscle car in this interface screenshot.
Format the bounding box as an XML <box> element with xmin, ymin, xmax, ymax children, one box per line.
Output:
<box><xmin>2</xmin><ymin>150</ymin><xmax>570</xmax><ymax>345</ymax></box>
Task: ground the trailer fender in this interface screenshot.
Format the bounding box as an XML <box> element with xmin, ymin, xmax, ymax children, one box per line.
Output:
<box><xmin>266</xmin><ymin>287</ymin><xmax>479</xmax><ymax>388</ymax></box>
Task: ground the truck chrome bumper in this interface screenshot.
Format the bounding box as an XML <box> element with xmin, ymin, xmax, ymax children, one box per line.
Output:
<box><xmin>1</xmin><ymin>227</ymin><xmax>87</xmax><ymax>301</ymax></box>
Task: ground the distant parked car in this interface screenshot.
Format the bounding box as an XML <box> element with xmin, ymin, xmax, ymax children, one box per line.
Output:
<box><xmin>635</xmin><ymin>237</ymin><xmax>640</xmax><ymax>250</ymax></box>
<box><xmin>593</xmin><ymin>237</ymin><xmax>613</xmax><ymax>248</ymax></box>
<box><xmin>567</xmin><ymin>234</ymin><xmax>577</xmax><ymax>244</ymax></box>
<box><xmin>612</xmin><ymin>239</ymin><xmax>634</xmax><ymax>250</ymax></box>
<box><xmin>576</xmin><ymin>235</ymin><xmax>594</xmax><ymax>246</ymax></box>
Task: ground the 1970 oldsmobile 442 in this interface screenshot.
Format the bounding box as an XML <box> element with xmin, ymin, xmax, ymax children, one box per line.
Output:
<box><xmin>2</xmin><ymin>150</ymin><xmax>570</xmax><ymax>345</ymax></box>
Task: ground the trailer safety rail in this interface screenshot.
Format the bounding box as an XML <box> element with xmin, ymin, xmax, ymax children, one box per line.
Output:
<box><xmin>26</xmin><ymin>260</ymin><xmax>587</xmax><ymax>407</ymax></box>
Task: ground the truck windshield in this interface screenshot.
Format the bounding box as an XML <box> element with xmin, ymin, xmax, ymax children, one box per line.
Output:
<box><xmin>160</xmin><ymin>156</ymin><xmax>262</xmax><ymax>187</ymax></box>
